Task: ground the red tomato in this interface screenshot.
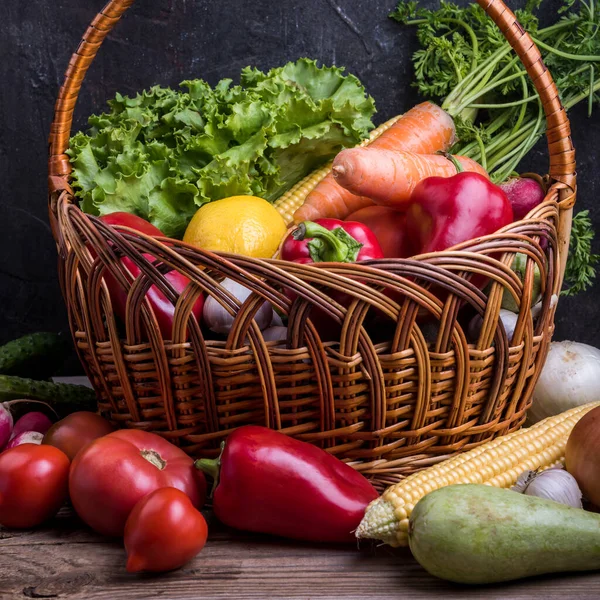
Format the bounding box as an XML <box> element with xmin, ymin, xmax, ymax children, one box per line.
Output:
<box><xmin>99</xmin><ymin>212</ymin><xmax>164</xmax><ymax>237</ymax></box>
<box><xmin>0</xmin><ymin>444</ymin><xmax>70</xmax><ymax>528</ymax></box>
<box><xmin>346</xmin><ymin>205</ymin><xmax>410</xmax><ymax>259</ymax></box>
<box><xmin>124</xmin><ymin>487</ymin><xmax>208</xmax><ymax>573</ymax></box>
<box><xmin>43</xmin><ymin>411</ymin><xmax>115</xmax><ymax>461</ymax></box>
<box><xmin>69</xmin><ymin>429</ymin><xmax>206</xmax><ymax>537</ymax></box>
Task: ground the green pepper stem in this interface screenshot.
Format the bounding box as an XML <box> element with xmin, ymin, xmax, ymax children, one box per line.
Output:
<box><xmin>439</xmin><ymin>152</ymin><xmax>464</xmax><ymax>174</ymax></box>
<box><xmin>195</xmin><ymin>458</ymin><xmax>220</xmax><ymax>481</ymax></box>
<box><xmin>293</xmin><ymin>221</ymin><xmax>360</xmax><ymax>262</ymax></box>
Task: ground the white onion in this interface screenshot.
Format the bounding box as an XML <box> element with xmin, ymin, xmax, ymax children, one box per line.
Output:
<box><xmin>203</xmin><ymin>278</ymin><xmax>273</xmax><ymax>334</ymax></box>
<box><xmin>527</xmin><ymin>341</ymin><xmax>600</xmax><ymax>424</ymax></box>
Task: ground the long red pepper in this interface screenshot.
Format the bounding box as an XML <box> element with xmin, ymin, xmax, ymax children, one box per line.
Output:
<box><xmin>196</xmin><ymin>426</ymin><xmax>379</xmax><ymax>543</ymax></box>
<box><xmin>98</xmin><ymin>213</ymin><xmax>204</xmax><ymax>339</ymax></box>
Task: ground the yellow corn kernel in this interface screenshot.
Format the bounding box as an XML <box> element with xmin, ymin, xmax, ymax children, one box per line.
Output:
<box><xmin>273</xmin><ymin>114</ymin><xmax>402</xmax><ymax>226</ymax></box>
<box><xmin>356</xmin><ymin>401</ymin><xmax>600</xmax><ymax>547</ymax></box>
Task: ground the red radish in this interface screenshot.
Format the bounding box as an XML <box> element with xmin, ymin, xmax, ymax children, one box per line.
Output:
<box><xmin>5</xmin><ymin>431</ymin><xmax>44</xmax><ymax>449</ymax></box>
<box><xmin>499</xmin><ymin>176</ymin><xmax>545</xmax><ymax>221</ymax></box>
<box><xmin>0</xmin><ymin>405</ymin><xmax>14</xmax><ymax>450</ymax></box>
<box><xmin>10</xmin><ymin>412</ymin><xmax>53</xmax><ymax>440</ymax></box>
<box><xmin>0</xmin><ymin>401</ymin><xmax>56</xmax><ymax>452</ymax></box>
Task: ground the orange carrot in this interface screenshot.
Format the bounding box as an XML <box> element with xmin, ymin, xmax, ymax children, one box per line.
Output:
<box><xmin>332</xmin><ymin>149</ymin><xmax>488</xmax><ymax>208</ymax></box>
<box><xmin>293</xmin><ymin>102</ymin><xmax>456</xmax><ymax>223</ymax></box>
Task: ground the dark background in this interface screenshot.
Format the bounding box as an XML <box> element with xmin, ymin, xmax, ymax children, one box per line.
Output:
<box><xmin>1</xmin><ymin>0</ymin><xmax>598</xmax><ymax>374</ymax></box>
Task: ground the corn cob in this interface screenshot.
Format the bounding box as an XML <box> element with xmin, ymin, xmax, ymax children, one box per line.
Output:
<box><xmin>273</xmin><ymin>114</ymin><xmax>402</xmax><ymax>226</ymax></box>
<box><xmin>356</xmin><ymin>401</ymin><xmax>600</xmax><ymax>547</ymax></box>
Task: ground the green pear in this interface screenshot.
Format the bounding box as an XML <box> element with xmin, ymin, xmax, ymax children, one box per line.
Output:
<box><xmin>409</xmin><ymin>484</ymin><xmax>600</xmax><ymax>584</ymax></box>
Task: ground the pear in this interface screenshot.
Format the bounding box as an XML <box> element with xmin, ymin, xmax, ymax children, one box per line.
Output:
<box><xmin>409</xmin><ymin>484</ymin><xmax>600</xmax><ymax>584</ymax></box>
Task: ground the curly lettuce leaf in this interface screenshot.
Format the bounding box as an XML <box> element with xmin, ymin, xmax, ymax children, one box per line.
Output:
<box><xmin>67</xmin><ymin>59</ymin><xmax>376</xmax><ymax>237</ymax></box>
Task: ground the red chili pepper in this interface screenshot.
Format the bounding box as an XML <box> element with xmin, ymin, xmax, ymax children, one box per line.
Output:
<box><xmin>98</xmin><ymin>213</ymin><xmax>204</xmax><ymax>340</ymax></box>
<box><xmin>195</xmin><ymin>426</ymin><xmax>378</xmax><ymax>543</ymax></box>
<box><xmin>280</xmin><ymin>218</ymin><xmax>384</xmax><ymax>263</ymax></box>
<box><xmin>404</xmin><ymin>156</ymin><xmax>513</xmax><ymax>255</ymax></box>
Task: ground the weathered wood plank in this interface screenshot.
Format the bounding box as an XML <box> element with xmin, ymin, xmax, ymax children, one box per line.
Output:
<box><xmin>2</xmin><ymin>509</ymin><xmax>600</xmax><ymax>600</ymax></box>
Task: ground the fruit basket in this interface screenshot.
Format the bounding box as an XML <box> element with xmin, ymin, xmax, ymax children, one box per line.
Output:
<box><xmin>47</xmin><ymin>0</ymin><xmax>576</xmax><ymax>484</ymax></box>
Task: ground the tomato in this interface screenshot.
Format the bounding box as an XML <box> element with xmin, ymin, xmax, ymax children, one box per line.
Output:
<box><xmin>0</xmin><ymin>444</ymin><xmax>70</xmax><ymax>528</ymax></box>
<box><xmin>43</xmin><ymin>411</ymin><xmax>115</xmax><ymax>461</ymax></box>
<box><xmin>69</xmin><ymin>429</ymin><xmax>207</xmax><ymax>537</ymax></box>
<box><xmin>124</xmin><ymin>487</ymin><xmax>208</xmax><ymax>573</ymax></box>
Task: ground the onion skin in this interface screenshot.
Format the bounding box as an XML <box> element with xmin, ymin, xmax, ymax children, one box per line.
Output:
<box><xmin>565</xmin><ymin>405</ymin><xmax>600</xmax><ymax>506</ymax></box>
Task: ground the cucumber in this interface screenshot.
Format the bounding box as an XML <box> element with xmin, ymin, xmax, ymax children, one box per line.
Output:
<box><xmin>409</xmin><ymin>484</ymin><xmax>600</xmax><ymax>584</ymax></box>
<box><xmin>0</xmin><ymin>375</ymin><xmax>97</xmax><ymax>415</ymax></box>
<box><xmin>0</xmin><ymin>332</ymin><xmax>70</xmax><ymax>379</ymax></box>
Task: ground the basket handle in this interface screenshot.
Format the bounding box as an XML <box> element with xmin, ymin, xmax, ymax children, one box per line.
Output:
<box><xmin>48</xmin><ymin>0</ymin><xmax>575</xmax><ymax>190</ymax></box>
<box><xmin>48</xmin><ymin>0</ymin><xmax>135</xmax><ymax>178</ymax></box>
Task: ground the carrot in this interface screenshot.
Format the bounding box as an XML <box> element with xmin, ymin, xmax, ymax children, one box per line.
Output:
<box><xmin>332</xmin><ymin>149</ymin><xmax>488</xmax><ymax>208</ymax></box>
<box><xmin>293</xmin><ymin>102</ymin><xmax>456</xmax><ymax>223</ymax></box>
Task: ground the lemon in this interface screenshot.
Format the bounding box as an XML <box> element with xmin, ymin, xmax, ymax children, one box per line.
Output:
<box><xmin>183</xmin><ymin>196</ymin><xmax>287</xmax><ymax>258</ymax></box>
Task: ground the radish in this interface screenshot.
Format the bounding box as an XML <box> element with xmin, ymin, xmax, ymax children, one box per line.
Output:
<box><xmin>10</xmin><ymin>411</ymin><xmax>53</xmax><ymax>440</ymax></box>
<box><xmin>0</xmin><ymin>401</ymin><xmax>57</xmax><ymax>451</ymax></box>
<box><xmin>5</xmin><ymin>430</ymin><xmax>44</xmax><ymax>450</ymax></box>
<box><xmin>499</xmin><ymin>177</ymin><xmax>545</xmax><ymax>221</ymax></box>
<box><xmin>0</xmin><ymin>404</ymin><xmax>13</xmax><ymax>450</ymax></box>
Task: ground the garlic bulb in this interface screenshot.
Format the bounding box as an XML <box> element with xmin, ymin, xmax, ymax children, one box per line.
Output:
<box><xmin>467</xmin><ymin>309</ymin><xmax>518</xmax><ymax>344</ymax></box>
<box><xmin>262</xmin><ymin>326</ymin><xmax>288</xmax><ymax>343</ymax></box>
<box><xmin>270</xmin><ymin>311</ymin><xmax>284</xmax><ymax>328</ymax></box>
<box><xmin>203</xmin><ymin>278</ymin><xmax>273</xmax><ymax>334</ymax></box>
<box><xmin>498</xmin><ymin>309</ymin><xmax>518</xmax><ymax>342</ymax></box>
<box><xmin>512</xmin><ymin>467</ymin><xmax>582</xmax><ymax>508</ymax></box>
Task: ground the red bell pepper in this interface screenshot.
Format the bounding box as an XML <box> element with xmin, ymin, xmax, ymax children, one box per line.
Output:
<box><xmin>280</xmin><ymin>218</ymin><xmax>384</xmax><ymax>263</ymax></box>
<box><xmin>345</xmin><ymin>206</ymin><xmax>410</xmax><ymax>259</ymax></box>
<box><xmin>404</xmin><ymin>156</ymin><xmax>513</xmax><ymax>255</ymax></box>
<box><xmin>280</xmin><ymin>219</ymin><xmax>384</xmax><ymax>341</ymax></box>
<box><xmin>195</xmin><ymin>425</ymin><xmax>378</xmax><ymax>543</ymax></box>
<box><xmin>98</xmin><ymin>213</ymin><xmax>204</xmax><ymax>340</ymax></box>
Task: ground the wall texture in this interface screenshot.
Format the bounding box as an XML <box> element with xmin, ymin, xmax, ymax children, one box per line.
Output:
<box><xmin>1</xmin><ymin>0</ymin><xmax>598</xmax><ymax>373</ymax></box>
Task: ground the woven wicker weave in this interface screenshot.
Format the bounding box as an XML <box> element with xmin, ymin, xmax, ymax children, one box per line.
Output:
<box><xmin>47</xmin><ymin>0</ymin><xmax>576</xmax><ymax>483</ymax></box>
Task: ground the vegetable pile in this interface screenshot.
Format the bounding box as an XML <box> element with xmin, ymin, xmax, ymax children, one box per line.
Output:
<box><xmin>8</xmin><ymin>0</ymin><xmax>600</xmax><ymax>586</ymax></box>
<box><xmin>68</xmin><ymin>59</ymin><xmax>375</xmax><ymax>238</ymax></box>
<box><xmin>2</xmin><ymin>330</ymin><xmax>600</xmax><ymax>584</ymax></box>
<box><xmin>392</xmin><ymin>0</ymin><xmax>600</xmax><ymax>294</ymax></box>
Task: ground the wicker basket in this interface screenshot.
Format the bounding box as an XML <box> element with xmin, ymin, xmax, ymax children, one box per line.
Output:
<box><xmin>48</xmin><ymin>0</ymin><xmax>576</xmax><ymax>485</ymax></box>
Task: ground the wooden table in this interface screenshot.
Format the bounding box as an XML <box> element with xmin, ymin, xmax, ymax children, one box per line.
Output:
<box><xmin>2</xmin><ymin>506</ymin><xmax>600</xmax><ymax>600</ymax></box>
